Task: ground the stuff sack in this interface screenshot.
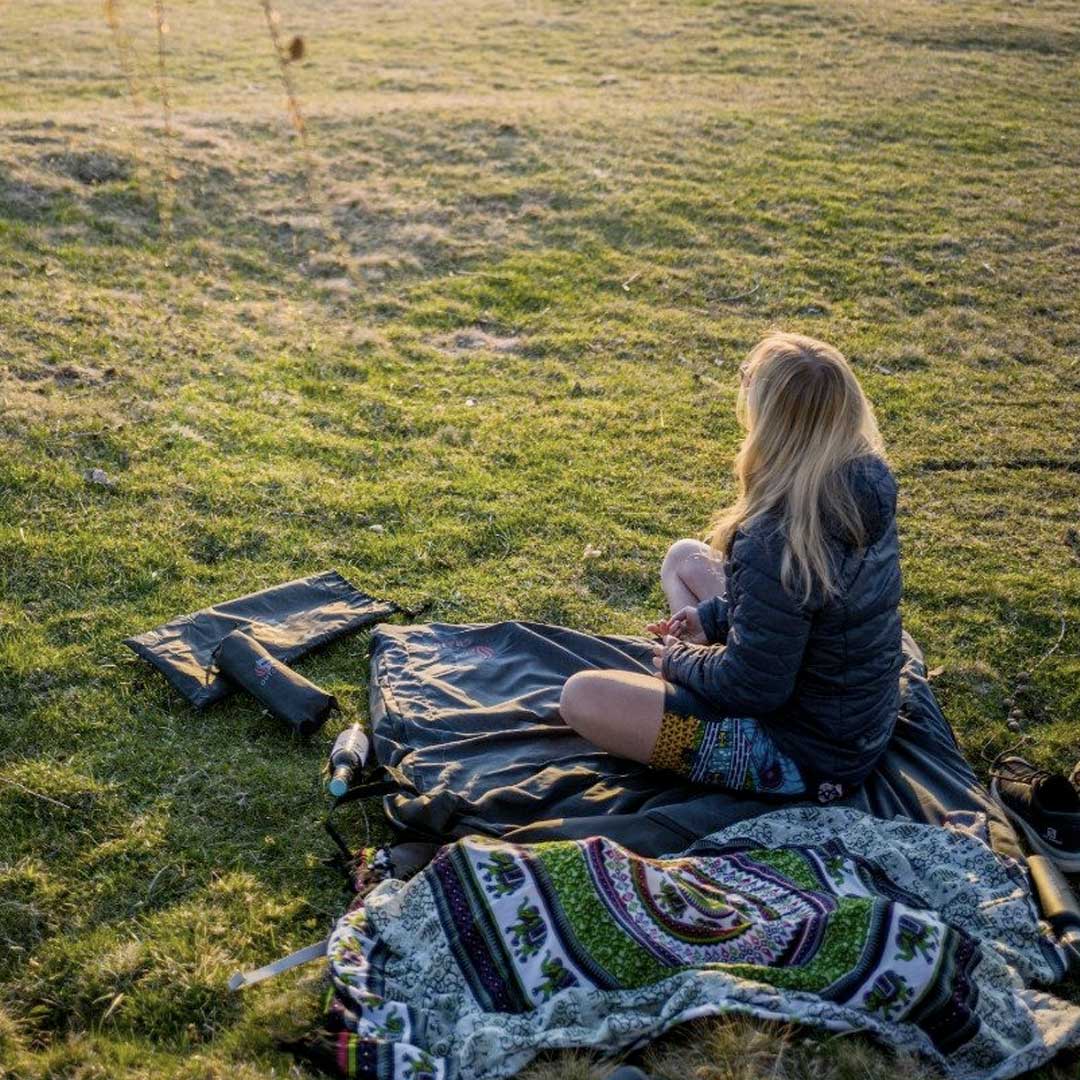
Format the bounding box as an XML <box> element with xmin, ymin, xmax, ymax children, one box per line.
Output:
<box><xmin>125</xmin><ymin>570</ymin><xmax>396</xmax><ymax>708</ymax></box>
<box><xmin>214</xmin><ymin>628</ymin><xmax>338</xmax><ymax>735</ymax></box>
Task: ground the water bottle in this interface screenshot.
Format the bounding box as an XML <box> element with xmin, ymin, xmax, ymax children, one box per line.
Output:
<box><xmin>327</xmin><ymin>724</ymin><xmax>369</xmax><ymax>796</ymax></box>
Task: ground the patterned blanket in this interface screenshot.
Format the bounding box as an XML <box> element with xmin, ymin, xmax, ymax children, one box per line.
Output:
<box><xmin>314</xmin><ymin>808</ymin><xmax>1080</xmax><ymax>1080</ymax></box>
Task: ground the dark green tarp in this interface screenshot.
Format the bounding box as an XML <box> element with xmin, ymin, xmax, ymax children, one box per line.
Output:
<box><xmin>370</xmin><ymin>622</ymin><xmax>1022</xmax><ymax>859</ymax></box>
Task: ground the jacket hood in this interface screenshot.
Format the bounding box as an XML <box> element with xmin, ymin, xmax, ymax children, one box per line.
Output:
<box><xmin>828</xmin><ymin>454</ymin><xmax>897</xmax><ymax>546</ymax></box>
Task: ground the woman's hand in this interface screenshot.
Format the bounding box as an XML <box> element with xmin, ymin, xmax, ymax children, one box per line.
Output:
<box><xmin>650</xmin><ymin>634</ymin><xmax>680</xmax><ymax>678</ymax></box>
<box><xmin>669</xmin><ymin>605</ymin><xmax>706</xmax><ymax>643</ymax></box>
<box><xmin>647</xmin><ymin>606</ymin><xmax>706</xmax><ymax>645</ymax></box>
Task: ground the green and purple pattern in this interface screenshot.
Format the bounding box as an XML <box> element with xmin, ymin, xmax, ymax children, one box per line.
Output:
<box><xmin>319</xmin><ymin>807</ymin><xmax>1080</xmax><ymax>1080</ymax></box>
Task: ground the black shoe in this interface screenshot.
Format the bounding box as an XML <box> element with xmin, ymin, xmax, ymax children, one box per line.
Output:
<box><xmin>990</xmin><ymin>756</ymin><xmax>1080</xmax><ymax>872</ymax></box>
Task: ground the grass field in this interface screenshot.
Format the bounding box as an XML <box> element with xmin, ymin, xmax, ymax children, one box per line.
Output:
<box><xmin>2</xmin><ymin>0</ymin><xmax>1079</xmax><ymax>1076</ymax></box>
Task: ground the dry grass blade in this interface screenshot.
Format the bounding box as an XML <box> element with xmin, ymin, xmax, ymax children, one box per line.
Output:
<box><xmin>0</xmin><ymin>776</ymin><xmax>73</xmax><ymax>811</ymax></box>
<box><xmin>1029</xmin><ymin>612</ymin><xmax>1068</xmax><ymax>675</ymax></box>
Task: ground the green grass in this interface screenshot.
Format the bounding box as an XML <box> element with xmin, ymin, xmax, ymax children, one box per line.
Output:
<box><xmin>2</xmin><ymin>0</ymin><xmax>1079</xmax><ymax>1076</ymax></box>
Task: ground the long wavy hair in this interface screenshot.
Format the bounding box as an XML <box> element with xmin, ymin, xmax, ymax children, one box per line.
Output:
<box><xmin>709</xmin><ymin>333</ymin><xmax>886</xmax><ymax>603</ymax></box>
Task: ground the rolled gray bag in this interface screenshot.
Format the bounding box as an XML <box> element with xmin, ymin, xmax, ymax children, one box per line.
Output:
<box><xmin>213</xmin><ymin>628</ymin><xmax>338</xmax><ymax>735</ymax></box>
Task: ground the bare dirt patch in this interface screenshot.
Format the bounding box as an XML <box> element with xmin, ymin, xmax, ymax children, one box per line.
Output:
<box><xmin>43</xmin><ymin>151</ymin><xmax>133</xmax><ymax>186</ymax></box>
<box><xmin>14</xmin><ymin>363</ymin><xmax>116</xmax><ymax>386</ymax></box>
<box><xmin>433</xmin><ymin>328</ymin><xmax>524</xmax><ymax>354</ymax></box>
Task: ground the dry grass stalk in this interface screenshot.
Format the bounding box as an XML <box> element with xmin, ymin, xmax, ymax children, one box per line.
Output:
<box><xmin>102</xmin><ymin>0</ymin><xmax>158</xmax><ymax>207</ymax></box>
<box><xmin>153</xmin><ymin>0</ymin><xmax>177</xmax><ymax>236</ymax></box>
<box><xmin>257</xmin><ymin>0</ymin><xmax>366</xmax><ymax>293</ymax></box>
<box><xmin>102</xmin><ymin>0</ymin><xmax>144</xmax><ymax>107</ymax></box>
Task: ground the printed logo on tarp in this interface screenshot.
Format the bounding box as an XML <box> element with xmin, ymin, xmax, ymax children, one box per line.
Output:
<box><xmin>443</xmin><ymin>638</ymin><xmax>496</xmax><ymax>662</ymax></box>
<box><xmin>254</xmin><ymin>657</ymin><xmax>274</xmax><ymax>685</ymax></box>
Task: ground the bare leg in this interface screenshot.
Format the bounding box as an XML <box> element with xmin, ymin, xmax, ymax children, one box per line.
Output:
<box><xmin>559</xmin><ymin>669</ymin><xmax>666</xmax><ymax>762</ymax></box>
<box><xmin>660</xmin><ymin>538</ymin><xmax>726</xmax><ymax>614</ymax></box>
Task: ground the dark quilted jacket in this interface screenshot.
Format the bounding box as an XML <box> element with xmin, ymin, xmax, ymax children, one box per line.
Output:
<box><xmin>662</xmin><ymin>455</ymin><xmax>903</xmax><ymax>786</ymax></box>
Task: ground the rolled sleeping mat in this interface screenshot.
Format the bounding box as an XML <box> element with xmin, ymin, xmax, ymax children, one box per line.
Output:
<box><xmin>213</xmin><ymin>627</ymin><xmax>338</xmax><ymax>735</ymax></box>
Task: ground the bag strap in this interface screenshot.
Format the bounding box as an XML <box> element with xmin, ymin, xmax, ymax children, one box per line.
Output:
<box><xmin>327</xmin><ymin>774</ymin><xmax>401</xmax><ymax>809</ymax></box>
<box><xmin>322</xmin><ymin>763</ymin><xmax>446</xmax><ymax>881</ymax></box>
<box><xmin>323</xmin><ymin>774</ymin><xmax>400</xmax><ymax>867</ymax></box>
<box><xmin>228</xmin><ymin>938</ymin><xmax>328</xmax><ymax>992</ymax></box>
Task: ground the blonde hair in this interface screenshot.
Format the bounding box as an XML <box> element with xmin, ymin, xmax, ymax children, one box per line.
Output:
<box><xmin>710</xmin><ymin>333</ymin><xmax>885</xmax><ymax>604</ymax></box>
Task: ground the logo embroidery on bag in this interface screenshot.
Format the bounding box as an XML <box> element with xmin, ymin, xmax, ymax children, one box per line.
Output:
<box><xmin>254</xmin><ymin>657</ymin><xmax>274</xmax><ymax>685</ymax></box>
<box><xmin>1046</xmin><ymin>827</ymin><xmax>1059</xmax><ymax>843</ymax></box>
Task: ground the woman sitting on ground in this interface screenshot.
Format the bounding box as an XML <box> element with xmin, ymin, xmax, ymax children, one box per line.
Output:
<box><xmin>560</xmin><ymin>332</ymin><xmax>902</xmax><ymax>804</ymax></box>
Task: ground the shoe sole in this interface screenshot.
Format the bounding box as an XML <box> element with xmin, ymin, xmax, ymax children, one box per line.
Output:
<box><xmin>990</xmin><ymin>780</ymin><xmax>1080</xmax><ymax>873</ymax></box>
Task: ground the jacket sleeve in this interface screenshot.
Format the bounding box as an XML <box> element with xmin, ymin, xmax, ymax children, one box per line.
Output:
<box><xmin>696</xmin><ymin>595</ymin><xmax>730</xmax><ymax>645</ymax></box>
<box><xmin>663</xmin><ymin>526</ymin><xmax>814</xmax><ymax>715</ymax></box>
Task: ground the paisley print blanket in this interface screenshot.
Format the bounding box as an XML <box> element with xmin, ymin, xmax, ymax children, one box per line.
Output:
<box><xmin>314</xmin><ymin>808</ymin><xmax>1080</xmax><ymax>1080</ymax></box>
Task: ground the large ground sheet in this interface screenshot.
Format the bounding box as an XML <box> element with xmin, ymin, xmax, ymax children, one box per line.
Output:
<box><xmin>369</xmin><ymin>622</ymin><xmax>1019</xmax><ymax>858</ymax></box>
<box><xmin>322</xmin><ymin>810</ymin><xmax>1080</xmax><ymax>1080</ymax></box>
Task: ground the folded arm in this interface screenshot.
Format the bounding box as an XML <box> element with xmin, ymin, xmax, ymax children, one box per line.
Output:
<box><xmin>696</xmin><ymin>594</ymin><xmax>730</xmax><ymax>645</ymax></box>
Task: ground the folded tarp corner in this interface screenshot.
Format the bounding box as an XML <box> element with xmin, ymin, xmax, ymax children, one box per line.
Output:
<box><xmin>126</xmin><ymin>570</ymin><xmax>397</xmax><ymax>708</ymax></box>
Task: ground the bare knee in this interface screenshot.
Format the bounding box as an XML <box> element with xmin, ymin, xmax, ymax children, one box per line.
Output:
<box><xmin>661</xmin><ymin>537</ymin><xmax>709</xmax><ymax>580</ymax></box>
<box><xmin>559</xmin><ymin>671</ymin><xmax>603</xmax><ymax>729</ymax></box>
<box><xmin>559</xmin><ymin>670</ymin><xmax>665</xmax><ymax>762</ymax></box>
